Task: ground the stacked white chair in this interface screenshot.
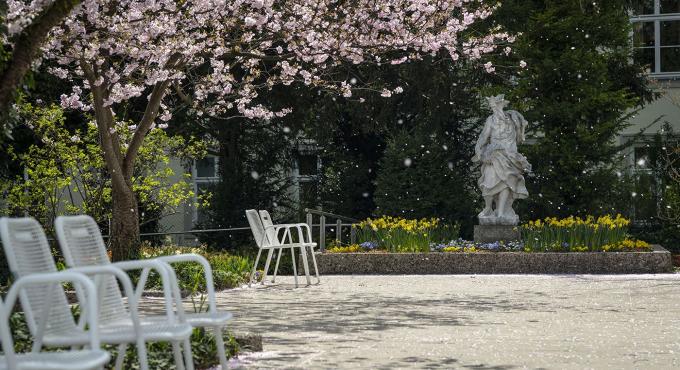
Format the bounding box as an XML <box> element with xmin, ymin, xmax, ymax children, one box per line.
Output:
<box><xmin>245</xmin><ymin>209</ymin><xmax>319</xmax><ymax>288</ymax></box>
<box><xmin>258</xmin><ymin>210</ymin><xmax>320</xmax><ymax>286</ymax></box>
<box><xmin>0</xmin><ymin>271</ymin><xmax>110</xmax><ymax>370</ymax></box>
<box><xmin>55</xmin><ymin>215</ymin><xmax>233</xmax><ymax>370</ymax></box>
<box><xmin>0</xmin><ymin>217</ymin><xmax>193</xmax><ymax>370</ymax></box>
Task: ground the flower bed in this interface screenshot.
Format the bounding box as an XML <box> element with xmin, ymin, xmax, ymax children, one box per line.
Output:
<box><xmin>521</xmin><ymin>215</ymin><xmax>650</xmax><ymax>252</ymax></box>
<box><xmin>352</xmin><ymin>216</ymin><xmax>459</xmax><ymax>253</ymax></box>
<box><xmin>329</xmin><ymin>215</ymin><xmax>652</xmax><ymax>254</ymax></box>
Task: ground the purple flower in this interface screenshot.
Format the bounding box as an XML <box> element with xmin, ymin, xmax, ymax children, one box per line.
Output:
<box><xmin>480</xmin><ymin>241</ymin><xmax>500</xmax><ymax>250</ymax></box>
<box><xmin>360</xmin><ymin>241</ymin><xmax>379</xmax><ymax>250</ymax></box>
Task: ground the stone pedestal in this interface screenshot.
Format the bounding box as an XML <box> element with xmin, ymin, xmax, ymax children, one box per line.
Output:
<box><xmin>474</xmin><ymin>225</ymin><xmax>520</xmax><ymax>243</ymax></box>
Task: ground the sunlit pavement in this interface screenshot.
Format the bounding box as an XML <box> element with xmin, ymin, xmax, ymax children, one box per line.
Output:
<box><xmin>148</xmin><ymin>274</ymin><xmax>680</xmax><ymax>369</ymax></box>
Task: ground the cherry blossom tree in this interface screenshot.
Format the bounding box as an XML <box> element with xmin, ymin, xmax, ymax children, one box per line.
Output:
<box><xmin>0</xmin><ymin>0</ymin><xmax>80</xmax><ymax>118</ymax></box>
<box><xmin>7</xmin><ymin>0</ymin><xmax>512</xmax><ymax>260</ymax></box>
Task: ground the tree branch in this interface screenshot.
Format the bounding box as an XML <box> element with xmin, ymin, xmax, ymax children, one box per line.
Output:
<box><xmin>81</xmin><ymin>61</ymin><xmax>129</xmax><ymax>192</ymax></box>
<box><xmin>122</xmin><ymin>55</ymin><xmax>183</xmax><ymax>179</ymax></box>
<box><xmin>0</xmin><ymin>0</ymin><xmax>80</xmax><ymax>115</ymax></box>
<box><xmin>123</xmin><ymin>80</ymin><xmax>171</xmax><ymax>179</ymax></box>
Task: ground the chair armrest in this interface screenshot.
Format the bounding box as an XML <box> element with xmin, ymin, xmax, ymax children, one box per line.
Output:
<box><xmin>1</xmin><ymin>272</ymin><xmax>102</xmax><ymax>349</ymax></box>
<box><xmin>263</xmin><ymin>224</ymin><xmax>308</xmax><ymax>244</ymax></box>
<box><xmin>270</xmin><ymin>223</ymin><xmax>307</xmax><ymax>227</ymax></box>
<box><xmin>154</xmin><ymin>253</ymin><xmax>217</xmax><ymax>314</ymax></box>
<box><xmin>113</xmin><ymin>259</ymin><xmax>185</xmax><ymax>322</ymax></box>
<box><xmin>273</xmin><ymin>223</ymin><xmax>315</xmax><ymax>244</ymax></box>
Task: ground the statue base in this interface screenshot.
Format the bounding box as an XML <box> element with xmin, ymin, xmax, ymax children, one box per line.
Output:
<box><xmin>478</xmin><ymin>214</ymin><xmax>519</xmax><ymax>226</ymax></box>
<box><xmin>474</xmin><ymin>225</ymin><xmax>521</xmax><ymax>244</ymax></box>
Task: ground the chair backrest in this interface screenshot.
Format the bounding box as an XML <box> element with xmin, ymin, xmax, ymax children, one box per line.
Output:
<box><xmin>54</xmin><ymin>215</ymin><xmax>128</xmax><ymax>324</ymax></box>
<box><xmin>258</xmin><ymin>210</ymin><xmax>280</xmax><ymax>245</ymax></box>
<box><xmin>246</xmin><ymin>209</ymin><xmax>268</xmax><ymax>248</ymax></box>
<box><xmin>0</xmin><ymin>217</ymin><xmax>78</xmax><ymax>338</ymax></box>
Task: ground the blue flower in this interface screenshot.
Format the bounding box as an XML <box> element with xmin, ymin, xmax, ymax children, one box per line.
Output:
<box><xmin>430</xmin><ymin>243</ymin><xmax>447</xmax><ymax>251</ymax></box>
<box><xmin>360</xmin><ymin>241</ymin><xmax>379</xmax><ymax>250</ymax></box>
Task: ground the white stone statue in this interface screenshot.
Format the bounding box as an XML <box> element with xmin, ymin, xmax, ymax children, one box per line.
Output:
<box><xmin>472</xmin><ymin>95</ymin><xmax>531</xmax><ymax>226</ymax></box>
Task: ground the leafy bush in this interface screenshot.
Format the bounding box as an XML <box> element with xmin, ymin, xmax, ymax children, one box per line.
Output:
<box><xmin>139</xmin><ymin>244</ymin><xmax>253</xmax><ymax>292</ymax></box>
<box><xmin>6</xmin><ymin>310</ymin><xmax>239</xmax><ymax>370</ymax></box>
<box><xmin>0</xmin><ymin>103</ymin><xmax>206</xmax><ymax>236</ymax></box>
<box><xmin>352</xmin><ymin>216</ymin><xmax>459</xmax><ymax>253</ymax></box>
<box><xmin>521</xmin><ymin>215</ymin><xmax>651</xmax><ymax>252</ymax></box>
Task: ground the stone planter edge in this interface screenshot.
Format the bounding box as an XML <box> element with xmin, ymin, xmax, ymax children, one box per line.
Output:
<box><xmin>305</xmin><ymin>245</ymin><xmax>673</xmax><ymax>275</ymax></box>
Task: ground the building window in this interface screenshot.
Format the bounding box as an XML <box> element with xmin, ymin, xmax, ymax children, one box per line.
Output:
<box><xmin>292</xmin><ymin>141</ymin><xmax>320</xmax><ymax>208</ymax></box>
<box><xmin>195</xmin><ymin>157</ymin><xmax>218</xmax><ymax>178</ymax></box>
<box><xmin>297</xmin><ymin>154</ymin><xmax>318</xmax><ymax>176</ymax></box>
<box><xmin>193</xmin><ymin>156</ymin><xmax>219</xmax><ymax>224</ymax></box>
<box><xmin>631</xmin><ymin>1</ymin><xmax>680</xmax><ymax>77</ymax></box>
<box><xmin>631</xmin><ymin>145</ymin><xmax>661</xmax><ymax>223</ymax></box>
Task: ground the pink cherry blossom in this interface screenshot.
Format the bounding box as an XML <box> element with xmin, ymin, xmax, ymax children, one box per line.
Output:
<box><xmin>5</xmin><ymin>0</ymin><xmax>512</xmax><ymax>213</ymax></box>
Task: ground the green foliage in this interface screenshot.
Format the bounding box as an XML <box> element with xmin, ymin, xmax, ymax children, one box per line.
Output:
<box><xmin>492</xmin><ymin>0</ymin><xmax>656</xmax><ymax>219</ymax></box>
<box><xmin>374</xmin><ymin>128</ymin><xmax>478</xmax><ymax>235</ymax></box>
<box><xmin>628</xmin><ymin>124</ymin><xmax>680</xmax><ymax>253</ymax></box>
<box><xmin>307</xmin><ymin>58</ymin><xmax>489</xmax><ymax>235</ymax></box>
<box><xmin>107</xmin><ymin>327</ymin><xmax>239</xmax><ymax>370</ymax></box>
<box><xmin>313</xmin><ymin>112</ymin><xmax>384</xmax><ymax>220</ymax></box>
<box><xmin>5</xmin><ymin>310</ymin><xmax>239</xmax><ymax>370</ymax></box>
<box><xmin>139</xmin><ymin>244</ymin><xmax>253</xmax><ymax>292</ymax></box>
<box><xmin>193</xmin><ymin>118</ymin><xmax>296</xmax><ymax>250</ymax></box>
<box><xmin>0</xmin><ymin>102</ymin><xmax>206</xmax><ymax>233</ymax></box>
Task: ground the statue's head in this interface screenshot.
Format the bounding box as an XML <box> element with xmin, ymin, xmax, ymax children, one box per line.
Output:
<box><xmin>486</xmin><ymin>94</ymin><xmax>509</xmax><ymax>110</ymax></box>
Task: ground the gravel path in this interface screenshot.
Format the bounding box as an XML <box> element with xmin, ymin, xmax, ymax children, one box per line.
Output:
<box><xmin>150</xmin><ymin>274</ymin><xmax>680</xmax><ymax>369</ymax></box>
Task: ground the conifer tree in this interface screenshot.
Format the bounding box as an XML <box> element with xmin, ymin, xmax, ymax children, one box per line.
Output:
<box><xmin>495</xmin><ymin>0</ymin><xmax>656</xmax><ymax>219</ymax></box>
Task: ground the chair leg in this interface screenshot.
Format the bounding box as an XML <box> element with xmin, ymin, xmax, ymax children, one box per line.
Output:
<box><xmin>183</xmin><ymin>337</ymin><xmax>195</xmax><ymax>370</ymax></box>
<box><xmin>310</xmin><ymin>246</ymin><xmax>321</xmax><ymax>284</ymax></box>
<box><xmin>114</xmin><ymin>343</ymin><xmax>128</xmax><ymax>370</ymax></box>
<box><xmin>291</xmin><ymin>247</ymin><xmax>298</xmax><ymax>288</ymax></box>
<box><xmin>214</xmin><ymin>326</ymin><xmax>229</xmax><ymax>369</ymax></box>
<box><xmin>300</xmin><ymin>246</ymin><xmax>311</xmax><ymax>286</ymax></box>
<box><xmin>173</xmin><ymin>341</ymin><xmax>186</xmax><ymax>370</ymax></box>
<box><xmin>262</xmin><ymin>249</ymin><xmax>274</xmax><ymax>285</ymax></box>
<box><xmin>136</xmin><ymin>339</ymin><xmax>149</xmax><ymax>370</ymax></box>
<box><xmin>249</xmin><ymin>249</ymin><xmax>262</xmax><ymax>287</ymax></box>
<box><xmin>272</xmin><ymin>248</ymin><xmax>283</xmax><ymax>283</ymax></box>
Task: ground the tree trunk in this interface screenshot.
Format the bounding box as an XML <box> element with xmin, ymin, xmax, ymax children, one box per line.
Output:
<box><xmin>219</xmin><ymin>120</ymin><xmax>242</xmax><ymax>179</ymax></box>
<box><xmin>82</xmin><ymin>61</ymin><xmax>173</xmax><ymax>261</ymax></box>
<box><xmin>110</xmin><ymin>179</ymin><xmax>140</xmax><ymax>261</ymax></box>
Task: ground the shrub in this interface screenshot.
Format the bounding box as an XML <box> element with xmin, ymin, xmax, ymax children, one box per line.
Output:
<box><xmin>139</xmin><ymin>244</ymin><xmax>252</xmax><ymax>292</ymax></box>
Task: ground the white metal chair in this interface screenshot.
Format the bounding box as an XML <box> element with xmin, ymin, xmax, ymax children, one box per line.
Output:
<box><xmin>0</xmin><ymin>217</ymin><xmax>193</xmax><ymax>370</ymax></box>
<box><xmin>246</xmin><ymin>209</ymin><xmax>310</xmax><ymax>288</ymax></box>
<box><xmin>0</xmin><ymin>271</ymin><xmax>110</xmax><ymax>370</ymax></box>
<box><xmin>54</xmin><ymin>215</ymin><xmax>233</xmax><ymax>370</ymax></box>
<box><xmin>258</xmin><ymin>210</ymin><xmax>320</xmax><ymax>285</ymax></box>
